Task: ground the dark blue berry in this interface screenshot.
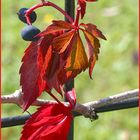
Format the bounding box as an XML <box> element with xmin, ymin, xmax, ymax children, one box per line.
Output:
<box><xmin>21</xmin><ymin>25</ymin><xmax>41</xmax><ymax>41</ymax></box>
<box><xmin>18</xmin><ymin>8</ymin><xmax>37</xmax><ymax>23</ymax></box>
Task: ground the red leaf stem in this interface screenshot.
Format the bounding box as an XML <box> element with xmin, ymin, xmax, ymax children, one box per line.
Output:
<box><xmin>25</xmin><ymin>1</ymin><xmax>73</xmax><ymax>25</ymax></box>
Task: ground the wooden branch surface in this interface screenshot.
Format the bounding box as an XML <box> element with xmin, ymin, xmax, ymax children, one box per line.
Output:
<box><xmin>2</xmin><ymin>89</ymin><xmax>139</xmax><ymax>119</ymax></box>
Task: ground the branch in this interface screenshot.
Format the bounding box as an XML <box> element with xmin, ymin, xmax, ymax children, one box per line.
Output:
<box><xmin>2</xmin><ymin>97</ymin><xmax>138</xmax><ymax>128</ymax></box>
<box><xmin>74</xmin><ymin>89</ymin><xmax>138</xmax><ymax>118</ymax></box>
<box><xmin>84</xmin><ymin>89</ymin><xmax>138</xmax><ymax>108</ymax></box>
<box><xmin>2</xmin><ymin>89</ymin><xmax>139</xmax><ymax>120</ymax></box>
<box><xmin>2</xmin><ymin>89</ymin><xmax>57</xmax><ymax>106</ymax></box>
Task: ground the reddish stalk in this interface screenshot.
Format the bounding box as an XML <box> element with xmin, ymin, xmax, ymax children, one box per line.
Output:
<box><xmin>48</xmin><ymin>92</ymin><xmax>63</xmax><ymax>105</ymax></box>
<box><xmin>25</xmin><ymin>1</ymin><xmax>74</xmax><ymax>25</ymax></box>
<box><xmin>74</xmin><ymin>6</ymin><xmax>81</xmax><ymax>27</ymax></box>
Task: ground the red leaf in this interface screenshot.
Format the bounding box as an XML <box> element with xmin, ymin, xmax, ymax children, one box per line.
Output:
<box><xmin>80</xmin><ymin>23</ymin><xmax>107</xmax><ymax>40</ymax></box>
<box><xmin>20</xmin><ymin>28</ymin><xmax>79</xmax><ymax>111</ymax></box>
<box><xmin>44</xmin><ymin>52</ymin><xmax>63</xmax><ymax>94</ymax></box>
<box><xmin>83</xmin><ymin>30</ymin><xmax>100</xmax><ymax>78</ymax></box>
<box><xmin>52</xmin><ymin>20</ymin><xmax>75</xmax><ymax>29</ymax></box>
<box><xmin>20</xmin><ymin>19</ymin><xmax>105</xmax><ymax>111</ymax></box>
<box><xmin>78</xmin><ymin>0</ymin><xmax>97</xmax><ymax>18</ymax></box>
<box><xmin>20</xmin><ymin>103</ymin><xmax>73</xmax><ymax>140</ymax></box>
<box><xmin>38</xmin><ymin>20</ymin><xmax>74</xmax><ymax>36</ymax></box>
<box><xmin>78</xmin><ymin>0</ymin><xmax>86</xmax><ymax>19</ymax></box>
<box><xmin>37</xmin><ymin>36</ymin><xmax>64</xmax><ymax>96</ymax></box>
<box><xmin>20</xmin><ymin>41</ymin><xmax>42</xmax><ymax>111</ymax></box>
<box><xmin>20</xmin><ymin>34</ymin><xmax>57</xmax><ymax>110</ymax></box>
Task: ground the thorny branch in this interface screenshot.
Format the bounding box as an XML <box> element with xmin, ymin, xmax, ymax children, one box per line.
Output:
<box><xmin>2</xmin><ymin>89</ymin><xmax>139</xmax><ymax>119</ymax></box>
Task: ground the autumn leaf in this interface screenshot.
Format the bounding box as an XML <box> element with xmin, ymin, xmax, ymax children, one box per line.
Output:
<box><xmin>78</xmin><ymin>0</ymin><xmax>97</xmax><ymax>18</ymax></box>
<box><xmin>20</xmin><ymin>19</ymin><xmax>106</xmax><ymax>111</ymax></box>
<box><xmin>20</xmin><ymin>34</ymin><xmax>61</xmax><ymax>110</ymax></box>
<box><xmin>77</xmin><ymin>23</ymin><xmax>106</xmax><ymax>78</ymax></box>
<box><xmin>52</xmin><ymin>30</ymin><xmax>76</xmax><ymax>53</ymax></box>
<box><xmin>43</xmin><ymin>21</ymin><xmax>88</xmax><ymax>75</ymax></box>
<box><xmin>80</xmin><ymin>23</ymin><xmax>107</xmax><ymax>40</ymax></box>
<box><xmin>83</xmin><ymin>30</ymin><xmax>100</xmax><ymax>78</ymax></box>
<box><xmin>66</xmin><ymin>33</ymin><xmax>89</xmax><ymax>71</ymax></box>
<box><xmin>20</xmin><ymin>40</ymin><xmax>43</xmax><ymax>111</ymax></box>
<box><xmin>18</xmin><ymin>1</ymin><xmax>107</xmax><ymax>139</ymax></box>
<box><xmin>20</xmin><ymin>29</ymin><xmax>79</xmax><ymax>111</ymax></box>
<box><xmin>21</xmin><ymin>89</ymin><xmax>76</xmax><ymax>140</ymax></box>
<box><xmin>20</xmin><ymin>103</ymin><xmax>73</xmax><ymax>140</ymax></box>
<box><xmin>38</xmin><ymin>20</ymin><xmax>75</xmax><ymax>36</ymax></box>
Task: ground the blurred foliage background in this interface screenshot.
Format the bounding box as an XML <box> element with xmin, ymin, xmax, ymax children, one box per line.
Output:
<box><xmin>2</xmin><ymin>0</ymin><xmax>138</xmax><ymax>140</ymax></box>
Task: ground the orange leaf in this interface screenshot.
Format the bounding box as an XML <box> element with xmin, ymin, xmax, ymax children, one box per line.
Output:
<box><xmin>52</xmin><ymin>30</ymin><xmax>76</xmax><ymax>53</ymax></box>
<box><xmin>67</xmin><ymin>33</ymin><xmax>88</xmax><ymax>72</ymax></box>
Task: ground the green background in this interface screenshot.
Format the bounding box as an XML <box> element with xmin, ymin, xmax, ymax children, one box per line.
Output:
<box><xmin>2</xmin><ymin>0</ymin><xmax>138</xmax><ymax>140</ymax></box>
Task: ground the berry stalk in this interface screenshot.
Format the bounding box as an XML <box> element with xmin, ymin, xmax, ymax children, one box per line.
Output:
<box><xmin>25</xmin><ymin>1</ymin><xmax>74</xmax><ymax>24</ymax></box>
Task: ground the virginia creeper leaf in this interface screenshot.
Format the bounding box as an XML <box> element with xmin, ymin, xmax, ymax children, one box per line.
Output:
<box><xmin>44</xmin><ymin>52</ymin><xmax>63</xmax><ymax>94</ymax></box>
<box><xmin>20</xmin><ymin>103</ymin><xmax>73</xmax><ymax>140</ymax></box>
<box><xmin>38</xmin><ymin>20</ymin><xmax>74</xmax><ymax>36</ymax></box>
<box><xmin>52</xmin><ymin>20</ymin><xmax>74</xmax><ymax>29</ymax></box>
<box><xmin>20</xmin><ymin>19</ymin><xmax>106</xmax><ymax>111</ymax></box>
<box><xmin>78</xmin><ymin>0</ymin><xmax>86</xmax><ymax>19</ymax></box>
<box><xmin>20</xmin><ymin>34</ymin><xmax>58</xmax><ymax>110</ymax></box>
<box><xmin>83</xmin><ymin>30</ymin><xmax>100</xmax><ymax>78</ymax></box>
<box><xmin>20</xmin><ymin>41</ymin><xmax>43</xmax><ymax>111</ymax></box>
<box><xmin>78</xmin><ymin>0</ymin><xmax>97</xmax><ymax>18</ymax></box>
<box><xmin>67</xmin><ymin>33</ymin><xmax>89</xmax><ymax>72</ymax></box>
<box><xmin>52</xmin><ymin>30</ymin><xmax>76</xmax><ymax>53</ymax></box>
<box><xmin>80</xmin><ymin>23</ymin><xmax>107</xmax><ymax>40</ymax></box>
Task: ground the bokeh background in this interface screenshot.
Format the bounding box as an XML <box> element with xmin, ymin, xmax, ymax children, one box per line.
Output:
<box><xmin>2</xmin><ymin>0</ymin><xmax>138</xmax><ymax>140</ymax></box>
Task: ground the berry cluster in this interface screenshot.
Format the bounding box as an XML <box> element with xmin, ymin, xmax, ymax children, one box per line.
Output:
<box><xmin>17</xmin><ymin>8</ymin><xmax>40</xmax><ymax>41</ymax></box>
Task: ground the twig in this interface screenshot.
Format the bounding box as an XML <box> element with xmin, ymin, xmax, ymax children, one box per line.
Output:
<box><xmin>2</xmin><ymin>89</ymin><xmax>139</xmax><ymax>119</ymax></box>
<box><xmin>84</xmin><ymin>89</ymin><xmax>139</xmax><ymax>108</ymax></box>
<box><xmin>2</xmin><ymin>97</ymin><xmax>138</xmax><ymax>128</ymax></box>
<box><xmin>74</xmin><ymin>89</ymin><xmax>138</xmax><ymax>117</ymax></box>
<box><xmin>2</xmin><ymin>89</ymin><xmax>57</xmax><ymax>106</ymax></box>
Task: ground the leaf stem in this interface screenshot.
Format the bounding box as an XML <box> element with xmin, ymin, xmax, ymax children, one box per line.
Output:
<box><xmin>74</xmin><ymin>5</ymin><xmax>81</xmax><ymax>27</ymax></box>
<box><xmin>48</xmin><ymin>92</ymin><xmax>63</xmax><ymax>105</ymax></box>
<box><xmin>48</xmin><ymin>1</ymin><xmax>74</xmax><ymax>23</ymax></box>
<box><xmin>25</xmin><ymin>1</ymin><xmax>74</xmax><ymax>25</ymax></box>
